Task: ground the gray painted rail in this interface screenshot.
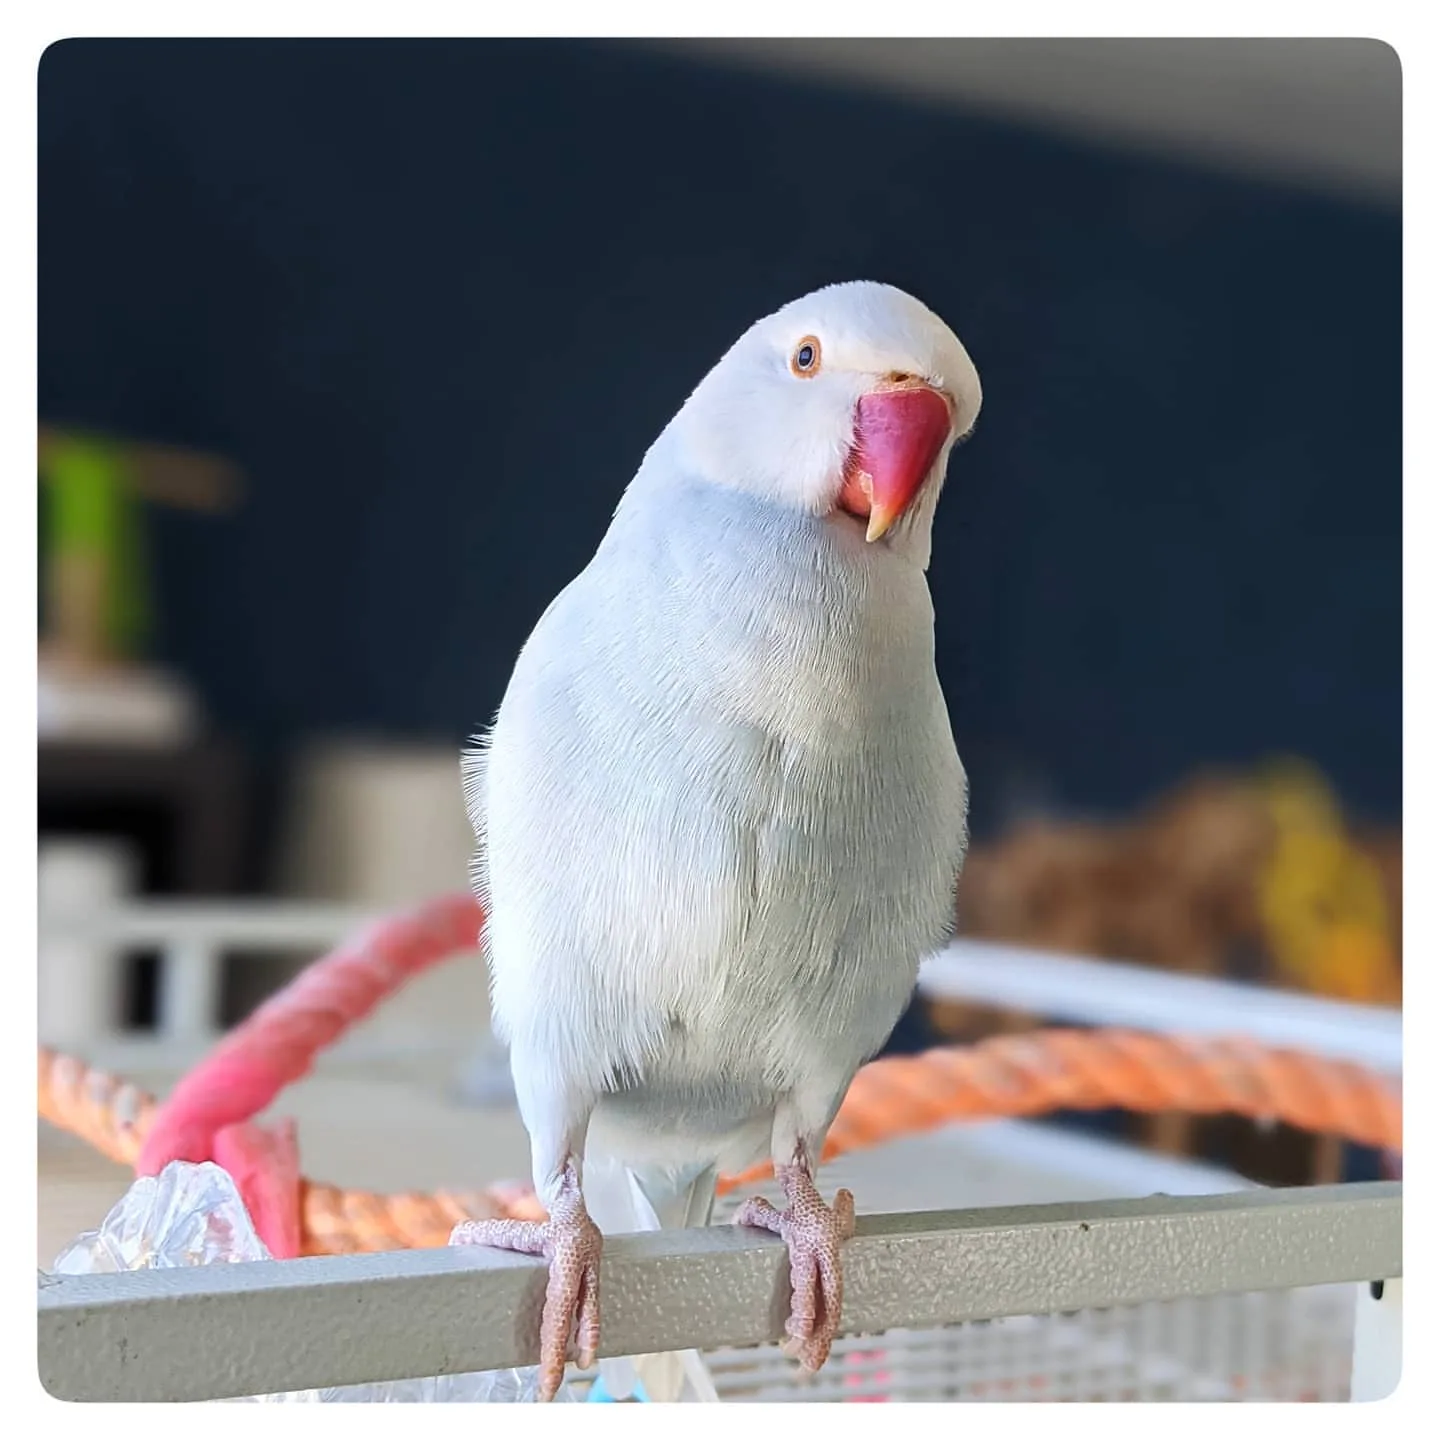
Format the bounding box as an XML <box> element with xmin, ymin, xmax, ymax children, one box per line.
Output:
<box><xmin>38</xmin><ymin>1182</ymin><xmax>1400</xmax><ymax>1402</ymax></box>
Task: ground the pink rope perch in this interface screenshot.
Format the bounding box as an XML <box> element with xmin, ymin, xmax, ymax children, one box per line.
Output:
<box><xmin>135</xmin><ymin>892</ymin><xmax>485</xmax><ymax>1258</ymax></box>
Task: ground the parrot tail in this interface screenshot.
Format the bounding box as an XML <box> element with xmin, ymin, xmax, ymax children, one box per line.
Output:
<box><xmin>581</xmin><ymin>1156</ymin><xmax>721</xmax><ymax>1402</ymax></box>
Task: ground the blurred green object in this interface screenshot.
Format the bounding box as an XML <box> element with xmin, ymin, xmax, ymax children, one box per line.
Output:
<box><xmin>42</xmin><ymin>431</ymin><xmax>149</xmax><ymax>658</ymax></box>
<box><xmin>37</xmin><ymin>423</ymin><xmax>241</xmax><ymax>667</ymax></box>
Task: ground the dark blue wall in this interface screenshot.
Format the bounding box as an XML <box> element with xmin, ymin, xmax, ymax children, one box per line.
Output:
<box><xmin>39</xmin><ymin>40</ymin><xmax>1401</xmax><ymax>832</ymax></box>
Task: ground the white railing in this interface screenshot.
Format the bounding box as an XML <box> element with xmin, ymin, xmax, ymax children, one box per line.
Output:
<box><xmin>39</xmin><ymin>899</ymin><xmax>1403</xmax><ymax>1062</ymax></box>
<box><xmin>37</xmin><ymin>899</ymin><xmax>380</xmax><ymax>1060</ymax></box>
<box><xmin>37</xmin><ymin>1182</ymin><xmax>1401</xmax><ymax>1403</ymax></box>
<box><xmin>920</xmin><ymin>941</ymin><xmax>1403</xmax><ymax>1072</ymax></box>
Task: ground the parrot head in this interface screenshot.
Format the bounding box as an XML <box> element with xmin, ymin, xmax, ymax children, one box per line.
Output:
<box><xmin>671</xmin><ymin>281</ymin><xmax>981</xmax><ymax>557</ymax></box>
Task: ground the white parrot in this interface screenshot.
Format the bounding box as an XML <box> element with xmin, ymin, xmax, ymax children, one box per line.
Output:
<box><xmin>454</xmin><ymin>280</ymin><xmax>981</xmax><ymax>1401</ymax></box>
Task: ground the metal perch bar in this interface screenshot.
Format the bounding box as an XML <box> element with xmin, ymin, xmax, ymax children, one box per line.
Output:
<box><xmin>38</xmin><ymin>1181</ymin><xmax>1400</xmax><ymax>1403</ymax></box>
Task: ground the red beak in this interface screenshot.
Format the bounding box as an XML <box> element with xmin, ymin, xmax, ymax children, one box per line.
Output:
<box><xmin>838</xmin><ymin>384</ymin><xmax>953</xmax><ymax>541</ymax></box>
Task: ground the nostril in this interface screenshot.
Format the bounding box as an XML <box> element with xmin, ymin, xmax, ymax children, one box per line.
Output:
<box><xmin>885</xmin><ymin>370</ymin><xmax>913</xmax><ymax>385</ymax></box>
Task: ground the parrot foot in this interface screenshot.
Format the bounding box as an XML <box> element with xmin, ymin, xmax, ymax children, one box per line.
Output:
<box><xmin>734</xmin><ymin>1163</ymin><xmax>856</xmax><ymax>1371</ymax></box>
<box><xmin>450</xmin><ymin>1159</ymin><xmax>602</xmax><ymax>1402</ymax></box>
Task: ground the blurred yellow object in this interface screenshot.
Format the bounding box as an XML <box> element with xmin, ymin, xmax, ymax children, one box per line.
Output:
<box><xmin>1255</xmin><ymin>760</ymin><xmax>1400</xmax><ymax>1004</ymax></box>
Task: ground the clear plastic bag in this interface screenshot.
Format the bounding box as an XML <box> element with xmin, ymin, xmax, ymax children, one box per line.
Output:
<box><xmin>48</xmin><ymin>1159</ymin><xmax>576</xmax><ymax>1402</ymax></box>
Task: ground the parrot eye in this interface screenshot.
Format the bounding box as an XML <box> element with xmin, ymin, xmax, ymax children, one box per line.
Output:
<box><xmin>790</xmin><ymin>337</ymin><xmax>822</xmax><ymax>378</ymax></box>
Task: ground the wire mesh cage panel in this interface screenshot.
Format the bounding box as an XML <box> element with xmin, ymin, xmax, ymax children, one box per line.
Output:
<box><xmin>702</xmin><ymin>1285</ymin><xmax>1355</xmax><ymax>1402</ymax></box>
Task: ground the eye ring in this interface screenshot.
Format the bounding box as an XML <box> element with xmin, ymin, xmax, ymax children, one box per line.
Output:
<box><xmin>789</xmin><ymin>336</ymin><xmax>822</xmax><ymax>378</ymax></box>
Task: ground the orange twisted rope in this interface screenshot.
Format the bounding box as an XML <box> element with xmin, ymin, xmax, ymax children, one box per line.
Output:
<box><xmin>39</xmin><ymin>1033</ymin><xmax>1400</xmax><ymax>1255</ymax></box>
<box><xmin>37</xmin><ymin>895</ymin><xmax>1401</xmax><ymax>1257</ymax></box>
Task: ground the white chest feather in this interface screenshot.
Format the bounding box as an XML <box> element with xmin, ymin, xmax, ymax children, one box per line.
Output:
<box><xmin>468</xmin><ymin>474</ymin><xmax>967</xmax><ymax>1156</ymax></box>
